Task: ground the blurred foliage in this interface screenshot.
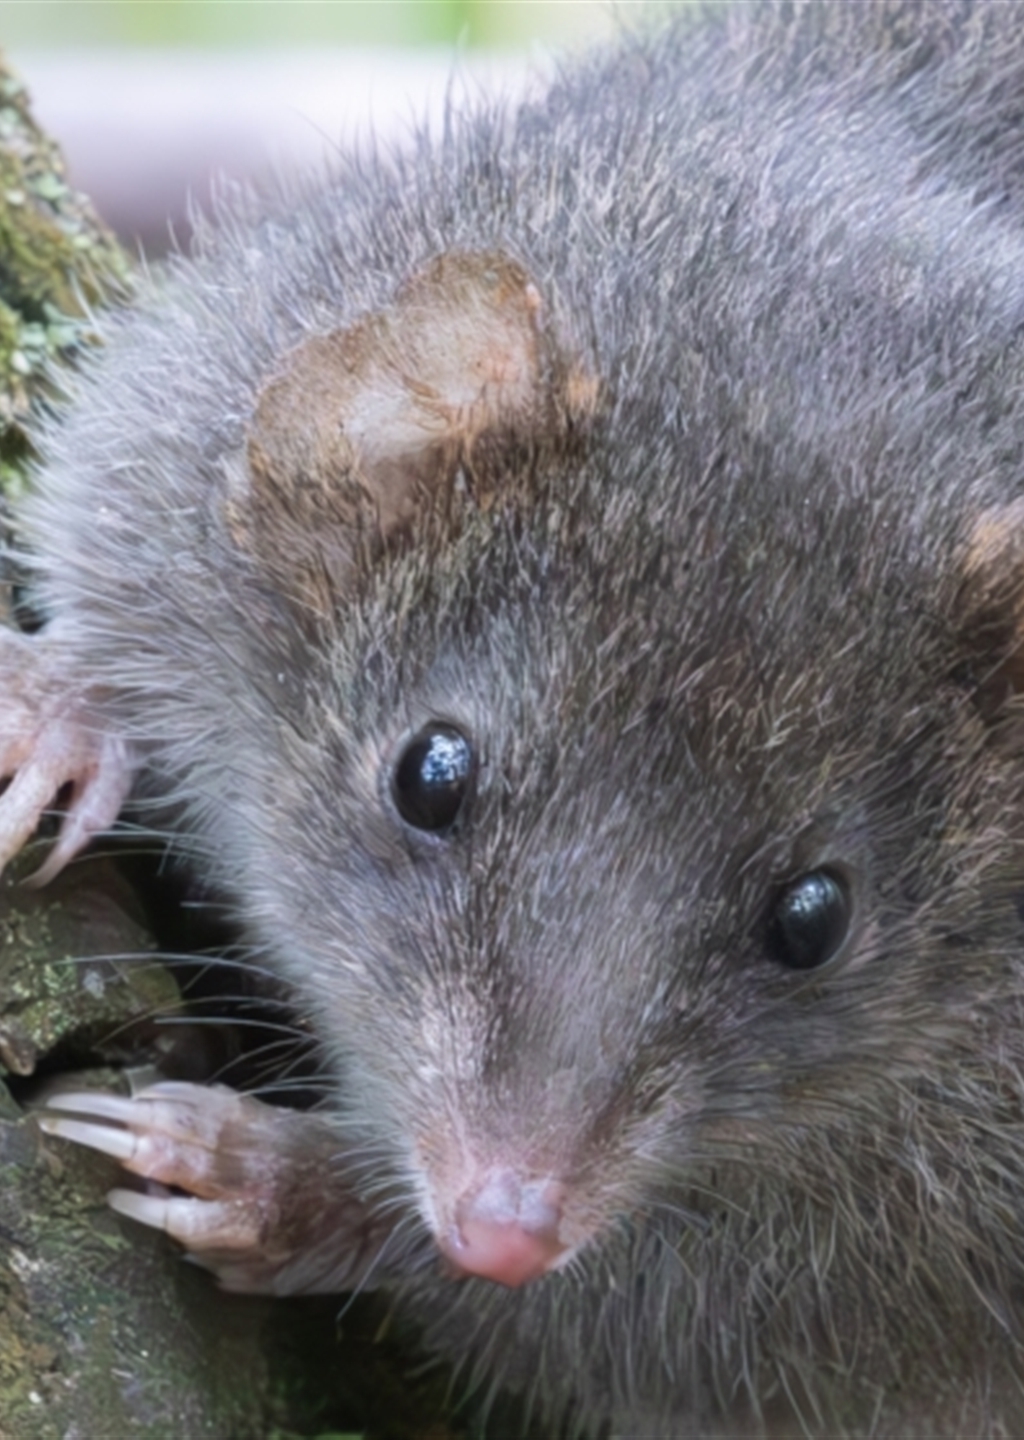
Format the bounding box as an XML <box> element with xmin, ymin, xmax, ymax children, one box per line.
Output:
<box><xmin>0</xmin><ymin>0</ymin><xmax>620</xmax><ymax>50</ymax></box>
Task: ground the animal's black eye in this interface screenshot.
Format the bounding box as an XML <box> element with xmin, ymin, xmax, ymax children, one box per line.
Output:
<box><xmin>392</xmin><ymin>724</ymin><xmax>474</xmax><ymax>833</ymax></box>
<box><xmin>765</xmin><ymin>870</ymin><xmax>850</xmax><ymax>971</ymax></box>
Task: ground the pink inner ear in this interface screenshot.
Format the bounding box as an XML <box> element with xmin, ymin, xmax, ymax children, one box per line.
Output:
<box><xmin>233</xmin><ymin>249</ymin><xmax>598</xmax><ymax>610</ymax></box>
<box><xmin>246</xmin><ymin>251</ymin><xmax>556</xmax><ymax>537</ymax></box>
<box><xmin>959</xmin><ymin>500</ymin><xmax>1024</xmax><ymax>703</ymax></box>
<box><xmin>334</xmin><ymin>256</ymin><xmax>550</xmax><ymax>528</ymax></box>
<box><xmin>964</xmin><ymin>501</ymin><xmax>1024</xmax><ymax>574</ymax></box>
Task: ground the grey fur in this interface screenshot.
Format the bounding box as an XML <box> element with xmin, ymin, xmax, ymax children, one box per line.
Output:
<box><xmin>19</xmin><ymin>1</ymin><xmax>1024</xmax><ymax>1433</ymax></box>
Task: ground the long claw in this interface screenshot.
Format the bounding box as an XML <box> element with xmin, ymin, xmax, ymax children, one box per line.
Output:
<box><xmin>107</xmin><ymin>1189</ymin><xmax>264</xmax><ymax>1253</ymax></box>
<box><xmin>0</xmin><ymin>756</ymin><xmax>68</xmax><ymax>867</ymax></box>
<box><xmin>39</xmin><ymin>1084</ymin><xmax>256</xmax><ymax>1193</ymax></box>
<box><xmin>37</xmin><ymin>1090</ymin><xmax>140</xmax><ymax>1123</ymax></box>
<box><xmin>38</xmin><ymin>1113</ymin><xmax>138</xmax><ymax>1162</ymax></box>
<box><xmin>0</xmin><ymin>629</ymin><xmax>135</xmax><ymax>880</ymax></box>
<box><xmin>40</xmin><ymin>1081</ymin><xmax>392</xmax><ymax>1295</ymax></box>
<box><xmin>26</xmin><ymin>732</ymin><xmax>133</xmax><ymax>885</ymax></box>
<box><xmin>108</xmin><ymin>1188</ymin><xmax>178</xmax><ymax>1230</ymax></box>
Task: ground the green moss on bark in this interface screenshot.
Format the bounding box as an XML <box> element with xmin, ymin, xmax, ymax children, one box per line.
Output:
<box><xmin>0</xmin><ymin>53</ymin><xmax>131</xmax><ymax>502</ymax></box>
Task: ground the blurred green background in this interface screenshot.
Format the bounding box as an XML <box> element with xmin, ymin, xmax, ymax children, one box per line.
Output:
<box><xmin>1</xmin><ymin>2</ymin><xmax>682</xmax><ymax>251</ymax></box>
<box><xmin>0</xmin><ymin>0</ymin><xmax>619</xmax><ymax>50</ymax></box>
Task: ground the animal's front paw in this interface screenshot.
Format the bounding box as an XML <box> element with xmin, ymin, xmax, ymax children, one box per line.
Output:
<box><xmin>39</xmin><ymin>1082</ymin><xmax>397</xmax><ymax>1295</ymax></box>
<box><xmin>0</xmin><ymin>628</ymin><xmax>133</xmax><ymax>882</ymax></box>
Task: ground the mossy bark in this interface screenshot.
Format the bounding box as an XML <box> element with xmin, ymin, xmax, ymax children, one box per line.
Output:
<box><xmin>0</xmin><ymin>52</ymin><xmax>131</xmax><ymax>504</ymax></box>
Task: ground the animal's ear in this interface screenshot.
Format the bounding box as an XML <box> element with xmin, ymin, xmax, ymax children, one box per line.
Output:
<box><xmin>227</xmin><ymin>251</ymin><xmax>597</xmax><ymax>610</ymax></box>
<box><xmin>957</xmin><ymin>501</ymin><xmax>1024</xmax><ymax>716</ymax></box>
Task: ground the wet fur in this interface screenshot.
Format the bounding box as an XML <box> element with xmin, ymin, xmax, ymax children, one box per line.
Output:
<box><xmin>21</xmin><ymin>2</ymin><xmax>1024</xmax><ymax>1433</ymax></box>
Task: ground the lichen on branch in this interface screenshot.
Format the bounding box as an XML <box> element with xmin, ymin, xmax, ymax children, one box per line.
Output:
<box><xmin>0</xmin><ymin>53</ymin><xmax>131</xmax><ymax>501</ymax></box>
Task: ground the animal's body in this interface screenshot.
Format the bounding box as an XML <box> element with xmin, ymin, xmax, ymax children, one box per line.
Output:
<box><xmin>12</xmin><ymin>2</ymin><xmax>1024</xmax><ymax>1434</ymax></box>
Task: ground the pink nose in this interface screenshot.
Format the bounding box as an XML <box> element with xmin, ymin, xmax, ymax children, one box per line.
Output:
<box><xmin>439</xmin><ymin>1169</ymin><xmax>567</xmax><ymax>1287</ymax></box>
